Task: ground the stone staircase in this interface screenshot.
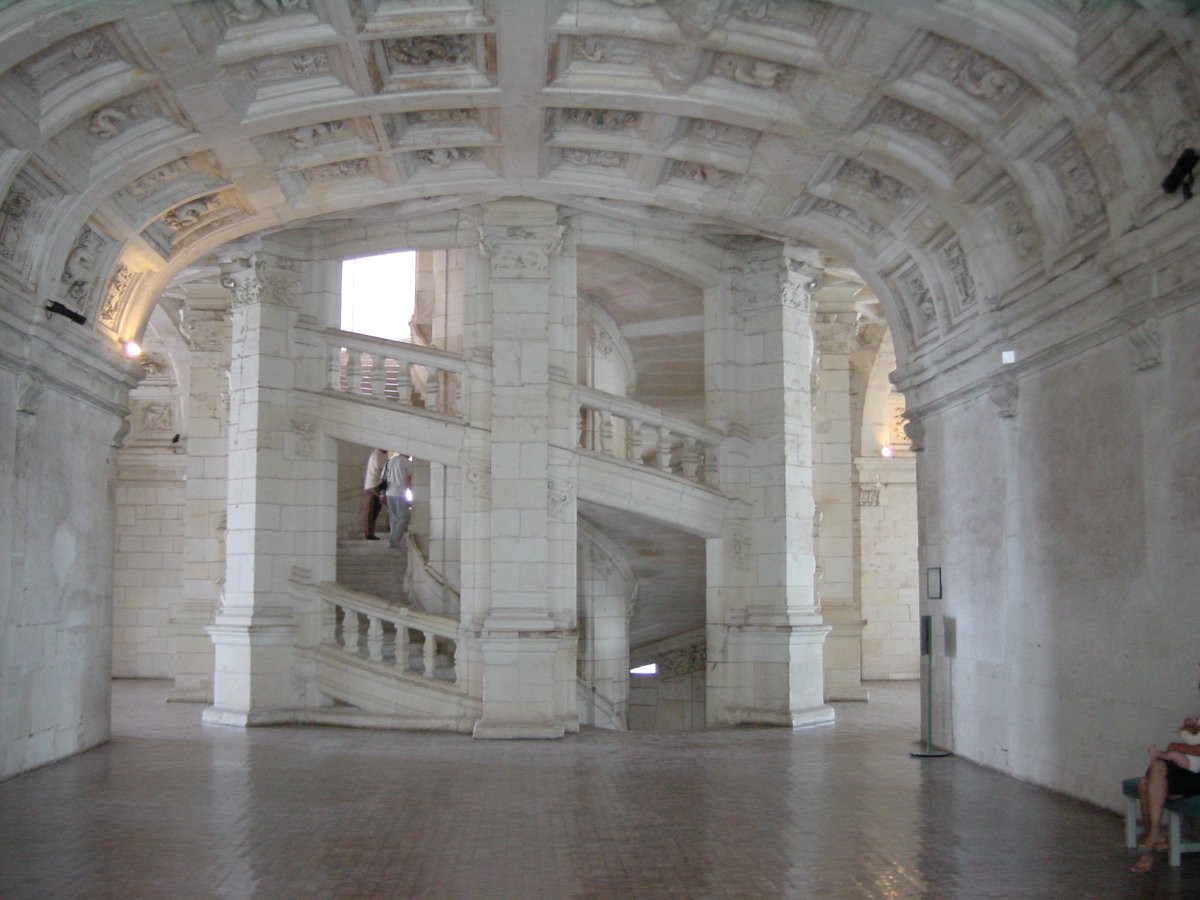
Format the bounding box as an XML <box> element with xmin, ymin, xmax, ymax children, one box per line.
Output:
<box><xmin>335</xmin><ymin>539</ymin><xmax>408</xmax><ymax>603</ymax></box>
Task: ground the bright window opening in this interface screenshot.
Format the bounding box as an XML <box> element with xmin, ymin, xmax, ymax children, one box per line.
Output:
<box><xmin>630</xmin><ymin>663</ymin><xmax>657</xmax><ymax>676</ymax></box>
<box><xmin>341</xmin><ymin>251</ymin><xmax>416</xmax><ymax>342</ymax></box>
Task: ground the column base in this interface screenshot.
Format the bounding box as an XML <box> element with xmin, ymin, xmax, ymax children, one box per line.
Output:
<box><xmin>722</xmin><ymin>704</ymin><xmax>835</xmax><ymax>728</ymax></box>
<box><xmin>201</xmin><ymin>706</ymin><xmax>303</xmax><ymax>728</ymax></box>
<box><xmin>472</xmin><ymin>719</ymin><xmax>566</xmax><ymax>740</ymax></box>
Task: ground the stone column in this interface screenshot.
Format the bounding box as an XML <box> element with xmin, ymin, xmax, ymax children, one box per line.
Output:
<box><xmin>706</xmin><ymin>242</ymin><xmax>833</xmax><ymax>727</ymax></box>
<box><xmin>168</xmin><ymin>285</ymin><xmax>231</xmax><ymax>702</ymax></box>
<box><xmin>812</xmin><ymin>295</ymin><xmax>869</xmax><ymax>701</ymax></box>
<box><xmin>470</xmin><ymin>199</ymin><xmax>578</xmax><ymax>738</ymax></box>
<box><xmin>204</xmin><ymin>252</ymin><xmax>313</xmax><ymax>726</ymax></box>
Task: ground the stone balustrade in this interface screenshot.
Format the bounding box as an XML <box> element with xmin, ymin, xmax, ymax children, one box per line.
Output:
<box><xmin>403</xmin><ymin>534</ymin><xmax>461</xmax><ymax>620</ymax></box>
<box><xmin>319</xmin><ymin>582</ymin><xmax>459</xmax><ymax>683</ymax></box>
<box><xmin>324</xmin><ymin>328</ymin><xmax>464</xmax><ymax>417</ymax></box>
<box><xmin>576</xmin><ymin>385</ymin><xmax>722</xmax><ymax>488</ymax></box>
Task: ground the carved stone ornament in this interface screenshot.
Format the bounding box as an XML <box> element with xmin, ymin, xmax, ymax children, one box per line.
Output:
<box><xmin>859</xmin><ymin>481</ymin><xmax>881</xmax><ymax>507</ymax></box>
<box><xmin>927</xmin><ymin>41</ymin><xmax>1022</xmax><ymax>106</ymax></box>
<box><xmin>99</xmin><ymin>263</ymin><xmax>134</xmax><ymax>328</ymax></box>
<box><xmin>839</xmin><ymin>159</ymin><xmax>914</xmax><ymax>202</ymax></box>
<box><xmin>130</xmin><ymin>159</ymin><xmax>196</xmax><ymax>197</ymax></box>
<box><xmin>163</xmin><ymin>195</ymin><xmax>221</xmax><ymax>231</ymax></box>
<box><xmin>734</xmin><ymin>0</ymin><xmax>827</xmax><ymax>30</ymax></box>
<box><xmin>941</xmin><ymin>237</ymin><xmax>976</xmax><ymax>309</ymax></box>
<box><xmin>61</xmin><ymin>225</ymin><xmax>109</xmax><ymax>304</ymax></box>
<box><xmin>0</xmin><ymin>186</ymin><xmax>31</xmax><ymax>261</ymax></box>
<box><xmin>589</xmin><ymin>542</ymin><xmax>616</xmax><ymax>578</ymax></box>
<box><xmin>111</xmin><ymin>415</ymin><xmax>132</xmax><ymax>449</ymax></box>
<box><xmin>562</xmin><ymin>149</ymin><xmax>625</xmax><ymax>167</ymax></box>
<box><xmin>547</xmin><ymin>480</ymin><xmax>575</xmax><ymax>521</ymax></box>
<box><xmin>565</xmin><ymin>108</ymin><xmax>640</xmax><ymax>131</ymax></box>
<box><xmin>872</xmin><ymin>98</ymin><xmax>969</xmax><ymax>159</ymax></box>
<box><xmin>658</xmin><ymin>642</ymin><xmax>706</xmax><ymax>678</ymax></box>
<box><xmin>1126</xmin><ymin>316</ymin><xmax>1162</xmax><ymax>371</ymax></box>
<box><xmin>712</xmin><ymin>53</ymin><xmax>787</xmax><ymax>88</ymax></box>
<box><xmin>251</xmin><ymin>50</ymin><xmax>328</xmax><ymax>83</ymax></box>
<box><xmin>302</xmin><ymin>158</ymin><xmax>370</xmax><ymax>181</ymax></box>
<box><xmin>220</xmin><ymin>258</ymin><xmax>264</xmax><ymax>308</ymax></box>
<box><xmin>477</xmin><ymin>225</ymin><xmax>565</xmax><ymax>279</ymax></box>
<box><xmin>180</xmin><ymin>308</ymin><xmax>230</xmax><ymax>353</ymax></box>
<box><xmin>902</xmin><ymin>414</ymin><xmax>925</xmax><ymax>450</ymax></box>
<box><xmin>223</xmin><ymin>0</ymin><xmax>311</xmax><ymax>23</ymax></box>
<box><xmin>16</xmin><ymin>372</ymin><xmax>42</xmax><ymax>415</ymax></box>
<box><xmin>291</xmin><ymin>418</ymin><xmax>316</xmax><ymax>459</ymax></box>
<box><xmin>136</xmin><ymin>399</ymin><xmax>174</xmax><ymax>433</ymax></box>
<box><xmin>572</xmin><ymin>36</ymin><xmax>643</xmax><ymax>66</ymax></box>
<box><xmin>288</xmin><ymin>120</ymin><xmax>344</xmax><ymax>149</ymax></box>
<box><xmin>988</xmin><ymin>373</ymin><xmax>1019</xmax><ymax>417</ymax></box>
<box><xmin>811</xmin><ymin>197</ymin><xmax>883</xmax><ymax>237</ymax></box>
<box><xmin>89</xmin><ymin>105</ymin><xmax>137</xmax><ymax>139</ymax></box>
<box><xmin>730</xmin><ymin>528</ymin><xmax>752</xmax><ymax>571</ymax></box>
<box><xmin>416</xmin><ymin>147</ymin><xmax>481</xmax><ymax>168</ymax></box>
<box><xmin>783</xmin><ymin>250</ymin><xmax>823</xmax><ymax>311</ymax></box>
<box><xmin>466</xmin><ymin>453</ymin><xmax>491</xmax><ymax>500</ymax></box>
<box><xmin>1042</xmin><ymin>137</ymin><xmax>1104</xmax><ymax>233</ymax></box>
<box><xmin>387</xmin><ymin>35</ymin><xmax>472</xmax><ymax>69</ymax></box>
<box><xmin>673</xmin><ymin>160</ymin><xmax>734</xmax><ymax>186</ymax></box>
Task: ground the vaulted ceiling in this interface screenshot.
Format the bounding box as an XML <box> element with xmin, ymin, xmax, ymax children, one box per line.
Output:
<box><xmin>0</xmin><ymin>0</ymin><xmax>1194</xmax><ymax>374</ymax></box>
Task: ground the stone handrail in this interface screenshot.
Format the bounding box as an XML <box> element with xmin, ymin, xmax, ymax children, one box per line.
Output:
<box><xmin>403</xmin><ymin>533</ymin><xmax>461</xmax><ymax>620</ymax></box>
<box><xmin>319</xmin><ymin>581</ymin><xmax>460</xmax><ymax>684</ymax></box>
<box><xmin>324</xmin><ymin>328</ymin><xmax>464</xmax><ymax>418</ymax></box>
<box><xmin>576</xmin><ymin>385</ymin><xmax>722</xmax><ymax>487</ymax></box>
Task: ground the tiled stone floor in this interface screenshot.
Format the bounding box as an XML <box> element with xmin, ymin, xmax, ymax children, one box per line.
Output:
<box><xmin>1</xmin><ymin>680</ymin><xmax>1195</xmax><ymax>899</ymax></box>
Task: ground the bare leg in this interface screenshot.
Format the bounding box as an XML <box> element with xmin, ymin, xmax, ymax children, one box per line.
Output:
<box><xmin>1133</xmin><ymin>759</ymin><xmax>1171</xmax><ymax>871</ymax></box>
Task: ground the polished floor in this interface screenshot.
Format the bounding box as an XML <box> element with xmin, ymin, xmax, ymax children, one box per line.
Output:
<box><xmin>0</xmin><ymin>681</ymin><xmax>1193</xmax><ymax>900</ymax></box>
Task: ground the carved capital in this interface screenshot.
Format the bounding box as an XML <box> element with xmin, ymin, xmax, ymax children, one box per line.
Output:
<box><xmin>988</xmin><ymin>373</ymin><xmax>1019</xmax><ymax>418</ymax></box>
<box><xmin>1126</xmin><ymin>316</ymin><xmax>1162</xmax><ymax>371</ymax></box>
<box><xmin>902</xmin><ymin>414</ymin><xmax>925</xmax><ymax>451</ymax></box>
<box><xmin>477</xmin><ymin>225</ymin><xmax>565</xmax><ymax>279</ymax></box>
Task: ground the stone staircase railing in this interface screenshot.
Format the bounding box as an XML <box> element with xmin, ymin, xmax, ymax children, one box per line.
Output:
<box><xmin>403</xmin><ymin>534</ymin><xmax>461</xmax><ymax>620</ymax></box>
<box><xmin>324</xmin><ymin>328</ymin><xmax>465</xmax><ymax>418</ymax></box>
<box><xmin>319</xmin><ymin>581</ymin><xmax>462</xmax><ymax>685</ymax></box>
<box><xmin>576</xmin><ymin>385</ymin><xmax>723</xmax><ymax>488</ymax></box>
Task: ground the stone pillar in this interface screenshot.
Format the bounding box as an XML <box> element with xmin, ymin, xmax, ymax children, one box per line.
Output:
<box><xmin>812</xmin><ymin>296</ymin><xmax>868</xmax><ymax>701</ymax></box>
<box><xmin>168</xmin><ymin>285</ymin><xmax>231</xmax><ymax>702</ymax></box>
<box><xmin>204</xmin><ymin>252</ymin><xmax>320</xmax><ymax>726</ymax></box>
<box><xmin>470</xmin><ymin>199</ymin><xmax>578</xmax><ymax>739</ymax></box>
<box><xmin>706</xmin><ymin>242</ymin><xmax>833</xmax><ymax>727</ymax></box>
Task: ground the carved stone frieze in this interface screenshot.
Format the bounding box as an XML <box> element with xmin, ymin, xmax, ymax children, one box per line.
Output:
<box><xmin>809</xmin><ymin>197</ymin><xmax>884</xmax><ymax>236</ymax></box>
<box><xmin>940</xmin><ymin>236</ymin><xmax>976</xmax><ymax>309</ymax></box>
<box><xmin>0</xmin><ymin>186</ymin><xmax>31</xmax><ymax>262</ymax></box>
<box><xmin>99</xmin><ymin>263</ymin><xmax>135</xmax><ymax>328</ymax></box>
<box><xmin>129</xmin><ymin>158</ymin><xmax>199</xmax><ymax>198</ymax></box>
<box><xmin>135</xmin><ymin>399</ymin><xmax>174</xmax><ymax>433</ymax></box>
<box><xmin>18</xmin><ymin>30</ymin><xmax>120</xmax><ymax>94</ymax></box>
<box><xmin>163</xmin><ymin>195</ymin><xmax>221</xmax><ymax>231</ymax></box>
<box><xmin>564</xmin><ymin>108</ymin><xmax>640</xmax><ymax>131</ymax></box>
<box><xmin>407</xmin><ymin>109</ymin><xmax>475</xmax><ymax>127</ymax></box>
<box><xmin>61</xmin><ymin>225</ymin><xmax>109</xmax><ymax>306</ymax></box>
<box><xmin>672</xmin><ymin>160</ymin><xmax>736</xmax><ymax>186</ymax></box>
<box><xmin>301</xmin><ymin>158</ymin><xmax>370</xmax><ymax>181</ymax></box>
<box><xmin>386</xmin><ymin>35</ymin><xmax>472</xmax><ymax>68</ymax></box>
<box><xmin>572</xmin><ymin>36</ymin><xmax>644</xmax><ymax>66</ymax></box>
<box><xmin>562</xmin><ymin>149</ymin><xmax>626</xmax><ymax>167</ymax></box>
<box><xmin>250</xmin><ymin>50</ymin><xmax>329</xmax><ymax>83</ymax></box>
<box><xmin>1126</xmin><ymin>316</ymin><xmax>1162</xmax><ymax>371</ymax></box>
<box><xmin>221</xmin><ymin>0</ymin><xmax>310</xmax><ymax>24</ymax></box>
<box><xmin>870</xmin><ymin>98</ymin><xmax>970</xmax><ymax>159</ymax></box>
<box><xmin>734</xmin><ymin>0</ymin><xmax>828</xmax><ymax>29</ymax></box>
<box><xmin>711</xmin><ymin>53</ymin><xmax>788</xmax><ymax>88</ymax></box>
<box><xmin>477</xmin><ymin>225</ymin><xmax>565</xmax><ymax>279</ymax></box>
<box><xmin>288</xmin><ymin>120</ymin><xmax>344</xmax><ymax>149</ymax></box>
<box><xmin>1041</xmin><ymin>136</ymin><xmax>1105</xmax><ymax>233</ymax></box>
<box><xmin>689</xmin><ymin>119</ymin><xmax>756</xmax><ymax>147</ymax></box>
<box><xmin>925</xmin><ymin>40</ymin><xmax>1023</xmax><ymax>107</ymax></box>
<box><xmin>416</xmin><ymin>147</ymin><xmax>481</xmax><ymax>168</ymax></box>
<box><xmin>839</xmin><ymin>160</ymin><xmax>914</xmax><ymax>203</ymax></box>
<box><xmin>994</xmin><ymin>183</ymin><xmax>1041</xmax><ymax>261</ymax></box>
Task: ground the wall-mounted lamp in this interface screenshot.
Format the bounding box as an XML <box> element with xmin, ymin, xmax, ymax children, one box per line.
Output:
<box><xmin>123</xmin><ymin>341</ymin><xmax>142</xmax><ymax>358</ymax></box>
<box><xmin>45</xmin><ymin>301</ymin><xmax>87</xmax><ymax>326</ymax></box>
<box><xmin>881</xmin><ymin>445</ymin><xmax>894</xmax><ymax>458</ymax></box>
<box><xmin>1001</xmin><ymin>350</ymin><xmax>1016</xmax><ymax>364</ymax></box>
<box><xmin>1163</xmin><ymin>148</ymin><xmax>1198</xmax><ymax>200</ymax></box>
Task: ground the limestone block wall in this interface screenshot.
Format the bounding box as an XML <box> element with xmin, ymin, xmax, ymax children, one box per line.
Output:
<box><xmin>0</xmin><ymin>338</ymin><xmax>131</xmax><ymax>779</ymax></box>
<box><xmin>921</xmin><ymin>296</ymin><xmax>1200</xmax><ymax>812</ymax></box>
<box><xmin>112</xmin><ymin>451</ymin><xmax>185</xmax><ymax>678</ymax></box>
<box><xmin>856</xmin><ymin>457</ymin><xmax>918</xmax><ymax>681</ymax></box>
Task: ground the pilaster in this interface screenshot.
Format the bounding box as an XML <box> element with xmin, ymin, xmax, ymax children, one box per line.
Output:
<box><xmin>706</xmin><ymin>242</ymin><xmax>833</xmax><ymax>727</ymax></box>
<box><xmin>469</xmin><ymin>199</ymin><xmax>579</xmax><ymax>739</ymax></box>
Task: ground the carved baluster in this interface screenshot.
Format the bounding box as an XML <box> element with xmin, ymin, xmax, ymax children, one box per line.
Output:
<box><xmin>599</xmin><ymin>410</ymin><xmax>613</xmax><ymax>456</ymax></box>
<box><xmin>346</xmin><ymin>353</ymin><xmax>363</xmax><ymax>395</ymax></box>
<box><xmin>396</xmin><ymin>360</ymin><xmax>412</xmax><ymax>405</ymax></box>
<box><xmin>423</xmin><ymin>632</ymin><xmax>437</xmax><ymax>678</ymax></box>
<box><xmin>322</xmin><ymin>600</ymin><xmax>336</xmax><ymax>644</ymax></box>
<box><xmin>329</xmin><ymin>346</ymin><xmax>344</xmax><ymax>391</ymax></box>
<box><xmin>367</xmin><ymin>615</ymin><xmax>384</xmax><ymax>661</ymax></box>
<box><xmin>342</xmin><ymin>607</ymin><xmax>360</xmax><ymax>653</ymax></box>
<box><xmin>656</xmin><ymin>427</ymin><xmax>672</xmax><ymax>471</ymax></box>
<box><xmin>370</xmin><ymin>353</ymin><xmax>386</xmax><ymax>398</ymax></box>
<box><xmin>682</xmin><ymin>437</ymin><xmax>699</xmax><ymax>480</ymax></box>
<box><xmin>628</xmin><ymin>419</ymin><xmax>643</xmax><ymax>463</ymax></box>
<box><xmin>425</xmin><ymin>368</ymin><xmax>441</xmax><ymax>412</ymax></box>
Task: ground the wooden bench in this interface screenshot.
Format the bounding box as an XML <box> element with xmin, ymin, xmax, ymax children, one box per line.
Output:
<box><xmin>1123</xmin><ymin>777</ymin><xmax>1200</xmax><ymax>866</ymax></box>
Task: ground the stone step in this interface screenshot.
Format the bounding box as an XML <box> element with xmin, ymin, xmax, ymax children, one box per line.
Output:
<box><xmin>336</xmin><ymin>540</ymin><xmax>409</xmax><ymax>605</ymax></box>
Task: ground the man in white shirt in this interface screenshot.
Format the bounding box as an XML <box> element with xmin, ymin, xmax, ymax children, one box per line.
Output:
<box><xmin>362</xmin><ymin>448</ymin><xmax>387</xmax><ymax>540</ymax></box>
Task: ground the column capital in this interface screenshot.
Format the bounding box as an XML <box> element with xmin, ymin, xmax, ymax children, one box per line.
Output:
<box><xmin>477</xmin><ymin>224</ymin><xmax>565</xmax><ymax>279</ymax></box>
